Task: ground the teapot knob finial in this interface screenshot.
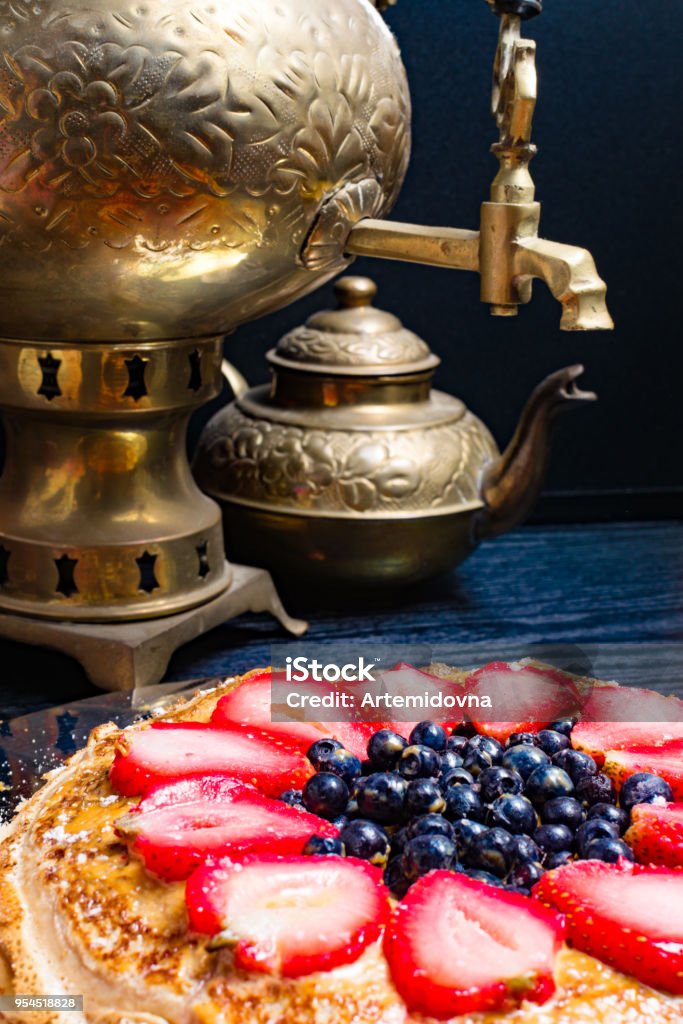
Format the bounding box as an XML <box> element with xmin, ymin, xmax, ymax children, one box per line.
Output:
<box><xmin>334</xmin><ymin>276</ymin><xmax>377</xmax><ymax>309</ymax></box>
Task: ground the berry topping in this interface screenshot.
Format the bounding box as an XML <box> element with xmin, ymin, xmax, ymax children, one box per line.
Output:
<box><xmin>466</xmin><ymin>826</ymin><xmax>515</xmax><ymax>877</ymax></box>
<box><xmin>279</xmin><ymin>789</ymin><xmax>304</xmax><ymax>808</ymax></box>
<box><xmin>619</xmin><ymin>771</ymin><xmax>673</xmax><ymax>813</ymax></box>
<box><xmin>507</xmin><ymin>732</ymin><xmax>539</xmax><ymax>747</ymax></box>
<box><xmin>551</xmin><ymin>748</ymin><xmax>598</xmax><ymax>783</ymax></box>
<box><xmin>584</xmin><ymin>836</ymin><xmax>635</xmax><ymax>863</ymax></box>
<box><xmin>510</xmin><ymin>834</ymin><xmax>543</xmax><ymax>866</ymax></box>
<box><xmin>479</xmin><ymin>766</ymin><xmax>524</xmax><ymax>803</ymax></box>
<box><xmin>402</xmin><ymin>834</ymin><xmax>456</xmax><ymax>880</ymax></box>
<box><xmin>624</xmin><ymin>802</ymin><xmax>683</xmax><ymax>868</ymax></box>
<box><xmin>367</xmin><ymin>729</ymin><xmax>408</xmax><ymax>770</ymax></box>
<box><xmin>541</xmin><ymin>796</ymin><xmax>586</xmax><ymax>831</ymax></box>
<box><xmin>114</xmin><ymin>776</ymin><xmax>338</xmax><ymax>881</ymax></box>
<box><xmin>306</xmin><ymin>738</ymin><xmax>343</xmax><ymax>771</ymax></box>
<box><xmin>546</xmin><ymin>849</ymin><xmax>574</xmax><ymax>870</ymax></box>
<box><xmin>405</xmin><ymin>778</ymin><xmax>446</xmax><ymax>817</ymax></box>
<box><xmin>502</xmin><ymin>744</ymin><xmax>550</xmax><ymax>781</ymax></box>
<box><xmin>438</xmin><ymin>749</ymin><xmax>464</xmax><ymax>774</ymax></box>
<box><xmin>574</xmin><ymin>772</ymin><xmax>617</xmax><ymax>807</ymax></box>
<box><xmin>186</xmin><ymin>855</ymin><xmax>389</xmax><ymax>977</ymax></box>
<box><xmin>109</xmin><ymin>723</ymin><xmax>313</xmax><ymax>797</ymax></box>
<box><xmin>587</xmin><ymin>802</ymin><xmax>629</xmax><ymax>834</ymax></box>
<box><xmin>463</xmin><ymin>661</ymin><xmax>580</xmax><ymax>743</ymax></box>
<box><xmin>444</xmin><ymin>784</ymin><xmax>484</xmax><ymax>822</ymax></box>
<box><xmin>525</xmin><ymin>765</ymin><xmax>575</xmax><ymax>805</ymax></box>
<box><xmin>604</xmin><ymin>746</ymin><xmax>683</xmax><ymax>800</ymax></box>
<box><xmin>533</xmin><ymin>824</ymin><xmax>574</xmax><ymax>859</ymax></box>
<box><xmin>439</xmin><ymin>767</ymin><xmax>475</xmax><ymax>793</ymax></box>
<box><xmin>535</xmin><ymin>730</ymin><xmax>570</xmax><ymax>757</ymax></box>
<box><xmin>398</xmin><ymin>744</ymin><xmax>441</xmax><ymax>780</ymax></box>
<box><xmin>406</xmin><ymin>813</ymin><xmax>455</xmax><ymax>841</ymax></box>
<box><xmin>576</xmin><ymin>818</ymin><xmax>620</xmax><ymax>857</ymax></box>
<box><xmin>302</xmin><ymin>772</ymin><xmax>349</xmax><ymax>819</ymax></box>
<box><xmin>409</xmin><ymin>721</ymin><xmax>447</xmax><ymax>751</ymax></box>
<box><xmin>486</xmin><ymin>794</ymin><xmax>538</xmax><ymax>835</ymax></box>
<box><xmin>339</xmin><ymin>820</ymin><xmax>391</xmax><ymax>866</ymax></box>
<box><xmin>534</xmin><ymin>859</ymin><xmax>683</xmax><ymax>994</ymax></box>
<box><xmin>384</xmin><ymin>871</ymin><xmax>564</xmax><ymax>1017</ymax></box>
<box><xmin>462</xmin><ymin>747</ymin><xmax>494</xmax><ymax>778</ymax></box>
<box><xmin>303</xmin><ymin>835</ymin><xmax>344</xmax><ymax>857</ymax></box>
<box><xmin>570</xmin><ymin>686</ymin><xmax>683</xmax><ymax>763</ymax></box>
<box><xmin>356</xmin><ymin>772</ymin><xmax>408</xmax><ymax>824</ymax></box>
<box><xmin>467</xmin><ymin>734</ymin><xmax>504</xmax><ymax>763</ymax></box>
<box><xmin>508</xmin><ymin>860</ymin><xmax>545</xmax><ymax>892</ymax></box>
<box><xmin>446</xmin><ymin>734</ymin><xmax>469</xmax><ymax>755</ymax></box>
<box><xmin>549</xmin><ymin>716</ymin><xmax>577</xmax><ymax>737</ymax></box>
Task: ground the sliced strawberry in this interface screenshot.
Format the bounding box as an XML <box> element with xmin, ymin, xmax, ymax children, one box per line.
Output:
<box><xmin>109</xmin><ymin>723</ymin><xmax>313</xmax><ymax>798</ymax></box>
<box><xmin>211</xmin><ymin>671</ymin><xmax>378</xmax><ymax>760</ymax></box>
<box><xmin>352</xmin><ymin>663</ymin><xmax>464</xmax><ymax>737</ymax></box>
<box><xmin>624</xmin><ymin>802</ymin><xmax>683</xmax><ymax>869</ymax></box>
<box><xmin>186</xmin><ymin>855</ymin><xmax>389</xmax><ymax>977</ymax></box>
<box><xmin>534</xmin><ymin>859</ymin><xmax>683</xmax><ymax>994</ymax></box>
<box><xmin>572</xmin><ymin>686</ymin><xmax>683</xmax><ymax>764</ymax></box>
<box><xmin>115</xmin><ymin>776</ymin><xmax>338</xmax><ymax>881</ymax></box>
<box><xmin>384</xmin><ymin>872</ymin><xmax>564</xmax><ymax>1018</ymax></box>
<box><xmin>603</xmin><ymin>746</ymin><xmax>683</xmax><ymax>800</ymax></box>
<box><xmin>463</xmin><ymin>662</ymin><xmax>581</xmax><ymax>743</ymax></box>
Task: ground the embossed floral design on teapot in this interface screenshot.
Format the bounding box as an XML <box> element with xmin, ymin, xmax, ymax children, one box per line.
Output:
<box><xmin>194</xmin><ymin>277</ymin><xmax>596</xmax><ymax>586</ymax></box>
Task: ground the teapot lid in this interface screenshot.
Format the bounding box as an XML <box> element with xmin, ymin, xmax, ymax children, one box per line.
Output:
<box><xmin>268</xmin><ymin>276</ymin><xmax>440</xmax><ymax>376</ymax></box>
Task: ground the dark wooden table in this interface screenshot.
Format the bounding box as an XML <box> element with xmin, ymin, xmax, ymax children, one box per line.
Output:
<box><xmin>1</xmin><ymin>521</ymin><xmax>682</xmax><ymax>720</ymax></box>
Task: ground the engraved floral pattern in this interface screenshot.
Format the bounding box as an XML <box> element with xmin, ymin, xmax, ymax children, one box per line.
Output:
<box><xmin>277</xmin><ymin>325</ymin><xmax>431</xmax><ymax>367</ymax></box>
<box><xmin>199</xmin><ymin>404</ymin><xmax>499</xmax><ymax>515</ymax></box>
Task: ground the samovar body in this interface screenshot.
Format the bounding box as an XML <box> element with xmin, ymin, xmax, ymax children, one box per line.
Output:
<box><xmin>0</xmin><ymin>0</ymin><xmax>410</xmax><ymax>620</ymax></box>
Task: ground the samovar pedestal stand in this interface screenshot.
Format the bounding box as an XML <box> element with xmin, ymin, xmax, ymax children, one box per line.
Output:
<box><xmin>0</xmin><ymin>335</ymin><xmax>306</xmax><ymax>692</ymax></box>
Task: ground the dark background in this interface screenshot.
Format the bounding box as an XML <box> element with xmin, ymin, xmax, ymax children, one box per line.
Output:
<box><xmin>191</xmin><ymin>0</ymin><xmax>683</xmax><ymax>521</ymax></box>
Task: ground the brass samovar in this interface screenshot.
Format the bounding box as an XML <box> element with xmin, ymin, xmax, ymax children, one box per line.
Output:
<box><xmin>0</xmin><ymin>0</ymin><xmax>612</xmax><ymax>688</ymax></box>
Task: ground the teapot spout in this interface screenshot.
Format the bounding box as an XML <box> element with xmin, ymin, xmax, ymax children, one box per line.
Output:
<box><xmin>474</xmin><ymin>365</ymin><xmax>596</xmax><ymax>541</ymax></box>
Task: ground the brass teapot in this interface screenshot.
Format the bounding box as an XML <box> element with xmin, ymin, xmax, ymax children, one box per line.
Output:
<box><xmin>194</xmin><ymin>277</ymin><xmax>596</xmax><ymax>586</ymax></box>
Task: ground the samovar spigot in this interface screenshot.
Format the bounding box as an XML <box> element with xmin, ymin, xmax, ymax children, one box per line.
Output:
<box><xmin>338</xmin><ymin>0</ymin><xmax>613</xmax><ymax>331</ymax></box>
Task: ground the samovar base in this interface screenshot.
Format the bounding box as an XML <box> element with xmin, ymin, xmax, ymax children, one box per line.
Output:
<box><xmin>0</xmin><ymin>564</ymin><xmax>308</xmax><ymax>692</ymax></box>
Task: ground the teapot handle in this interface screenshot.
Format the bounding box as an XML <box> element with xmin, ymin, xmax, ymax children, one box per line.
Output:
<box><xmin>221</xmin><ymin>359</ymin><xmax>249</xmax><ymax>399</ymax></box>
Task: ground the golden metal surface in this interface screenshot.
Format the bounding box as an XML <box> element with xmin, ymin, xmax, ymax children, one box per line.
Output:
<box><xmin>195</xmin><ymin>277</ymin><xmax>595</xmax><ymax>585</ymax></box>
<box><xmin>0</xmin><ymin>337</ymin><xmax>231</xmax><ymax>620</ymax></box>
<box><xmin>0</xmin><ymin>0</ymin><xmax>410</xmax><ymax>342</ymax></box>
<box><xmin>342</xmin><ymin>14</ymin><xmax>613</xmax><ymax>331</ymax></box>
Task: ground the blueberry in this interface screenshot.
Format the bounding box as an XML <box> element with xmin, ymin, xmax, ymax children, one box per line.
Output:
<box><xmin>467</xmin><ymin>827</ymin><xmax>515</xmax><ymax>877</ymax></box>
<box><xmin>619</xmin><ymin>772</ymin><xmax>673</xmax><ymax>813</ymax></box>
<box><xmin>507</xmin><ymin>861</ymin><xmax>544</xmax><ymax>890</ymax></box>
<box><xmin>390</xmin><ymin>826</ymin><xmax>409</xmax><ymax>856</ymax></box>
<box><xmin>541</xmin><ymin>796</ymin><xmax>586</xmax><ymax>831</ymax></box>
<box><xmin>406</xmin><ymin>813</ymin><xmax>455</xmax><ymax>841</ymax></box>
<box><xmin>409</xmin><ymin>721</ymin><xmax>447</xmax><ymax>752</ymax></box>
<box><xmin>452</xmin><ymin>722</ymin><xmax>477</xmax><ymax>737</ymax></box>
<box><xmin>510</xmin><ymin>834</ymin><xmax>542</xmax><ymax>866</ymax></box>
<box><xmin>575</xmin><ymin>773</ymin><xmax>616</xmax><ymax>807</ymax></box>
<box><xmin>445</xmin><ymin>785</ymin><xmax>484</xmax><ymax>822</ymax></box>
<box><xmin>487</xmin><ymin>794</ymin><xmax>537</xmax><ymax>835</ymax></box>
<box><xmin>507</xmin><ymin>731</ymin><xmax>538</xmax><ymax>747</ymax></box>
<box><xmin>467</xmin><ymin>735</ymin><xmax>504</xmax><ymax>763</ymax></box>
<box><xmin>367</xmin><ymin>729</ymin><xmax>408</xmax><ymax>770</ymax></box>
<box><xmin>330</xmin><ymin>814</ymin><xmax>349</xmax><ymax>830</ymax></box>
<box><xmin>536</xmin><ymin>730</ymin><xmax>571</xmax><ymax>757</ymax></box>
<box><xmin>479</xmin><ymin>766</ymin><xmax>524</xmax><ymax>803</ymax></box>
<box><xmin>302</xmin><ymin>772</ymin><xmax>350</xmax><ymax>819</ymax></box>
<box><xmin>552</xmin><ymin>748</ymin><xmax>598</xmax><ymax>783</ymax></box>
<box><xmin>322</xmin><ymin>748</ymin><xmax>363</xmax><ymax>785</ymax></box>
<box><xmin>340</xmin><ymin>819</ymin><xmax>391</xmax><ymax>866</ymax></box>
<box><xmin>451</xmin><ymin>818</ymin><xmax>488</xmax><ymax>856</ymax></box>
<box><xmin>440</xmin><ymin>767</ymin><xmax>475</xmax><ymax>794</ymax></box>
<box><xmin>279</xmin><ymin>789</ymin><xmax>304</xmax><ymax>808</ymax></box>
<box><xmin>384</xmin><ymin>856</ymin><xmax>410</xmax><ymax>898</ymax></box>
<box><xmin>465</xmin><ymin>869</ymin><xmax>505</xmax><ymax>888</ymax></box>
<box><xmin>576</xmin><ymin>818</ymin><xmax>619</xmax><ymax>857</ymax></box>
<box><xmin>525</xmin><ymin>765</ymin><xmax>575</xmax><ymax>805</ymax></box>
<box><xmin>306</xmin><ymin>738</ymin><xmax>343</xmax><ymax>771</ymax></box>
<box><xmin>502</xmin><ymin>745</ymin><xmax>550</xmax><ymax>781</ymax></box>
<box><xmin>585</xmin><ymin>837</ymin><xmax>636</xmax><ymax>864</ymax></box>
<box><xmin>303</xmin><ymin>835</ymin><xmax>344</xmax><ymax>857</ymax></box>
<box><xmin>405</xmin><ymin>779</ymin><xmax>447</xmax><ymax>817</ymax></box>
<box><xmin>399</xmin><ymin>744</ymin><xmax>441</xmax><ymax>780</ymax></box>
<box><xmin>462</xmin><ymin>748</ymin><xmax>494</xmax><ymax>778</ymax></box>
<box><xmin>446</xmin><ymin>735</ymin><xmax>469</xmax><ymax>755</ymax></box>
<box><xmin>546</xmin><ymin>850</ymin><xmax>574</xmax><ymax>870</ymax></box>
<box><xmin>533</xmin><ymin>824</ymin><xmax>574</xmax><ymax>857</ymax></box>
<box><xmin>402</xmin><ymin>834</ymin><xmax>456</xmax><ymax>880</ymax></box>
<box><xmin>356</xmin><ymin>772</ymin><xmax>407</xmax><ymax>824</ymax></box>
<box><xmin>587</xmin><ymin>803</ymin><xmax>629</xmax><ymax>834</ymax></box>
<box><xmin>549</xmin><ymin>717</ymin><xmax>577</xmax><ymax>737</ymax></box>
<box><xmin>439</xmin><ymin>750</ymin><xmax>464</xmax><ymax>774</ymax></box>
